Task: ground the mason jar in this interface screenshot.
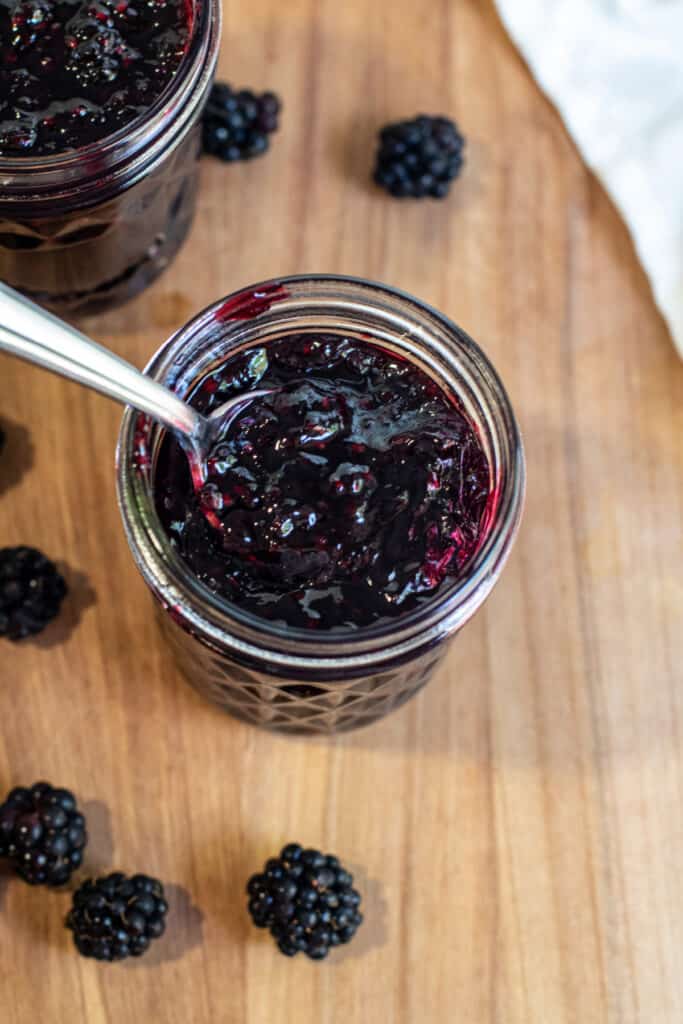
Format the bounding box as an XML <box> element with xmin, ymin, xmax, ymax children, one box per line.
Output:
<box><xmin>0</xmin><ymin>0</ymin><xmax>220</xmax><ymax>317</ymax></box>
<box><xmin>116</xmin><ymin>275</ymin><xmax>525</xmax><ymax>734</ymax></box>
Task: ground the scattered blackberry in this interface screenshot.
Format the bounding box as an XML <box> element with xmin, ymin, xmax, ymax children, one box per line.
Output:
<box><xmin>0</xmin><ymin>546</ymin><xmax>67</xmax><ymax>641</ymax></box>
<box><xmin>202</xmin><ymin>82</ymin><xmax>281</xmax><ymax>162</ymax></box>
<box><xmin>67</xmin><ymin>873</ymin><xmax>169</xmax><ymax>961</ymax></box>
<box><xmin>247</xmin><ymin>844</ymin><xmax>363</xmax><ymax>960</ymax></box>
<box><xmin>0</xmin><ymin>782</ymin><xmax>87</xmax><ymax>886</ymax></box>
<box><xmin>373</xmin><ymin>115</ymin><xmax>465</xmax><ymax>199</ymax></box>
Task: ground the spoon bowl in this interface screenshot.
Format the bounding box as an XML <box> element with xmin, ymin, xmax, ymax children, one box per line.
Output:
<box><xmin>184</xmin><ymin>387</ymin><xmax>273</xmax><ymax>490</ymax></box>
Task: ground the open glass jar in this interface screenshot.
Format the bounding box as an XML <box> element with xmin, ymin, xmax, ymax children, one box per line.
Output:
<box><xmin>0</xmin><ymin>0</ymin><xmax>220</xmax><ymax>316</ymax></box>
<box><xmin>117</xmin><ymin>276</ymin><xmax>525</xmax><ymax>734</ymax></box>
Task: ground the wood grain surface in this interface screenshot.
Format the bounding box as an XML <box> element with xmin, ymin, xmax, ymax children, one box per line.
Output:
<box><xmin>2</xmin><ymin>1</ymin><xmax>683</xmax><ymax>1021</ymax></box>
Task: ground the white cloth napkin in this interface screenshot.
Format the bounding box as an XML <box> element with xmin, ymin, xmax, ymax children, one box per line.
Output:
<box><xmin>495</xmin><ymin>0</ymin><xmax>683</xmax><ymax>357</ymax></box>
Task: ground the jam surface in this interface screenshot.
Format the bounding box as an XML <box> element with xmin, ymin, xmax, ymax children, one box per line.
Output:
<box><xmin>0</xmin><ymin>0</ymin><xmax>189</xmax><ymax>156</ymax></box>
<box><xmin>155</xmin><ymin>334</ymin><xmax>491</xmax><ymax>631</ymax></box>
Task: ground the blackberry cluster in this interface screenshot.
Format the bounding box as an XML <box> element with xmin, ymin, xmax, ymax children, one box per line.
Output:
<box><xmin>0</xmin><ymin>546</ymin><xmax>67</xmax><ymax>640</ymax></box>
<box><xmin>67</xmin><ymin>873</ymin><xmax>168</xmax><ymax>961</ymax></box>
<box><xmin>374</xmin><ymin>115</ymin><xmax>465</xmax><ymax>198</ymax></box>
<box><xmin>0</xmin><ymin>782</ymin><xmax>87</xmax><ymax>886</ymax></box>
<box><xmin>202</xmin><ymin>82</ymin><xmax>281</xmax><ymax>162</ymax></box>
<box><xmin>247</xmin><ymin>844</ymin><xmax>363</xmax><ymax>960</ymax></box>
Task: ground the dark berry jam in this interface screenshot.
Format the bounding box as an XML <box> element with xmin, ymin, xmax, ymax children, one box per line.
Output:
<box><xmin>0</xmin><ymin>0</ymin><xmax>190</xmax><ymax>156</ymax></box>
<box><xmin>155</xmin><ymin>334</ymin><xmax>492</xmax><ymax>631</ymax></box>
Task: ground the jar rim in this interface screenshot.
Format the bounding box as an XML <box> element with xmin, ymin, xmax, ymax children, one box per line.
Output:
<box><xmin>116</xmin><ymin>275</ymin><xmax>526</xmax><ymax>672</ymax></box>
<box><xmin>0</xmin><ymin>0</ymin><xmax>220</xmax><ymax>202</ymax></box>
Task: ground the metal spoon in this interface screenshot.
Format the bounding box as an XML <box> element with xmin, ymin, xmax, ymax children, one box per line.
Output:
<box><xmin>0</xmin><ymin>282</ymin><xmax>270</xmax><ymax>485</ymax></box>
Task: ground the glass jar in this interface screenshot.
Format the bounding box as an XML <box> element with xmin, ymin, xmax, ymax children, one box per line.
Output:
<box><xmin>116</xmin><ymin>276</ymin><xmax>526</xmax><ymax>734</ymax></box>
<box><xmin>0</xmin><ymin>0</ymin><xmax>220</xmax><ymax>317</ymax></box>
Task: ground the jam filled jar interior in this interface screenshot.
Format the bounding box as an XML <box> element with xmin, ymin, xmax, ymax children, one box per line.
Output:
<box><xmin>0</xmin><ymin>0</ymin><xmax>191</xmax><ymax>155</ymax></box>
<box><xmin>154</xmin><ymin>332</ymin><xmax>493</xmax><ymax>631</ymax></box>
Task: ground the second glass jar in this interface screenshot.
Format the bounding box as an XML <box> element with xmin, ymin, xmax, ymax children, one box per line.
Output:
<box><xmin>0</xmin><ymin>0</ymin><xmax>220</xmax><ymax>316</ymax></box>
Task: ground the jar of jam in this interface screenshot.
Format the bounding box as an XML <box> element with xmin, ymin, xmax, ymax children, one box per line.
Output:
<box><xmin>0</xmin><ymin>0</ymin><xmax>220</xmax><ymax>315</ymax></box>
<box><xmin>117</xmin><ymin>276</ymin><xmax>526</xmax><ymax>734</ymax></box>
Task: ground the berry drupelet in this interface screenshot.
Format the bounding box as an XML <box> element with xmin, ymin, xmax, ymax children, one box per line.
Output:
<box><xmin>373</xmin><ymin>115</ymin><xmax>465</xmax><ymax>199</ymax></box>
<box><xmin>247</xmin><ymin>844</ymin><xmax>363</xmax><ymax>960</ymax></box>
<box><xmin>0</xmin><ymin>782</ymin><xmax>87</xmax><ymax>886</ymax></box>
<box><xmin>202</xmin><ymin>82</ymin><xmax>281</xmax><ymax>162</ymax></box>
<box><xmin>67</xmin><ymin>873</ymin><xmax>169</xmax><ymax>961</ymax></box>
<box><xmin>0</xmin><ymin>546</ymin><xmax>67</xmax><ymax>641</ymax></box>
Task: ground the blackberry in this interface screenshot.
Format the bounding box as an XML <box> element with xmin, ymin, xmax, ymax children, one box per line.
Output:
<box><xmin>0</xmin><ymin>546</ymin><xmax>67</xmax><ymax>641</ymax></box>
<box><xmin>67</xmin><ymin>873</ymin><xmax>169</xmax><ymax>961</ymax></box>
<box><xmin>0</xmin><ymin>782</ymin><xmax>87</xmax><ymax>886</ymax></box>
<box><xmin>202</xmin><ymin>82</ymin><xmax>281</xmax><ymax>162</ymax></box>
<box><xmin>247</xmin><ymin>844</ymin><xmax>363</xmax><ymax>960</ymax></box>
<box><xmin>373</xmin><ymin>115</ymin><xmax>465</xmax><ymax>199</ymax></box>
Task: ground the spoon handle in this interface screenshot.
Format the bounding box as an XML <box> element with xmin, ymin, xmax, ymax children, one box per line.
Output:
<box><xmin>0</xmin><ymin>282</ymin><xmax>202</xmax><ymax>442</ymax></box>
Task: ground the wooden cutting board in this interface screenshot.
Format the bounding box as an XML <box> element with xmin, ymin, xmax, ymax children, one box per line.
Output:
<box><xmin>1</xmin><ymin>1</ymin><xmax>682</xmax><ymax>1021</ymax></box>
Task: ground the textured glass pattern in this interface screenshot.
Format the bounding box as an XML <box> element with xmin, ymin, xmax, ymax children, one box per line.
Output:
<box><xmin>157</xmin><ymin>605</ymin><xmax>446</xmax><ymax>734</ymax></box>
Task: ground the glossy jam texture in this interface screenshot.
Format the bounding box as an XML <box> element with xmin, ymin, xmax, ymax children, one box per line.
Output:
<box><xmin>155</xmin><ymin>334</ymin><xmax>492</xmax><ymax>630</ymax></box>
<box><xmin>0</xmin><ymin>0</ymin><xmax>189</xmax><ymax>155</ymax></box>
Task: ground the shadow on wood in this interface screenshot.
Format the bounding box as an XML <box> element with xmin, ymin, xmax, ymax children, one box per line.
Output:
<box><xmin>0</xmin><ymin>415</ymin><xmax>34</xmax><ymax>495</ymax></box>
<box><xmin>124</xmin><ymin>883</ymin><xmax>204</xmax><ymax>968</ymax></box>
<box><xmin>79</xmin><ymin>800</ymin><xmax>115</xmax><ymax>879</ymax></box>
<box><xmin>33</xmin><ymin>565</ymin><xmax>96</xmax><ymax>650</ymax></box>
